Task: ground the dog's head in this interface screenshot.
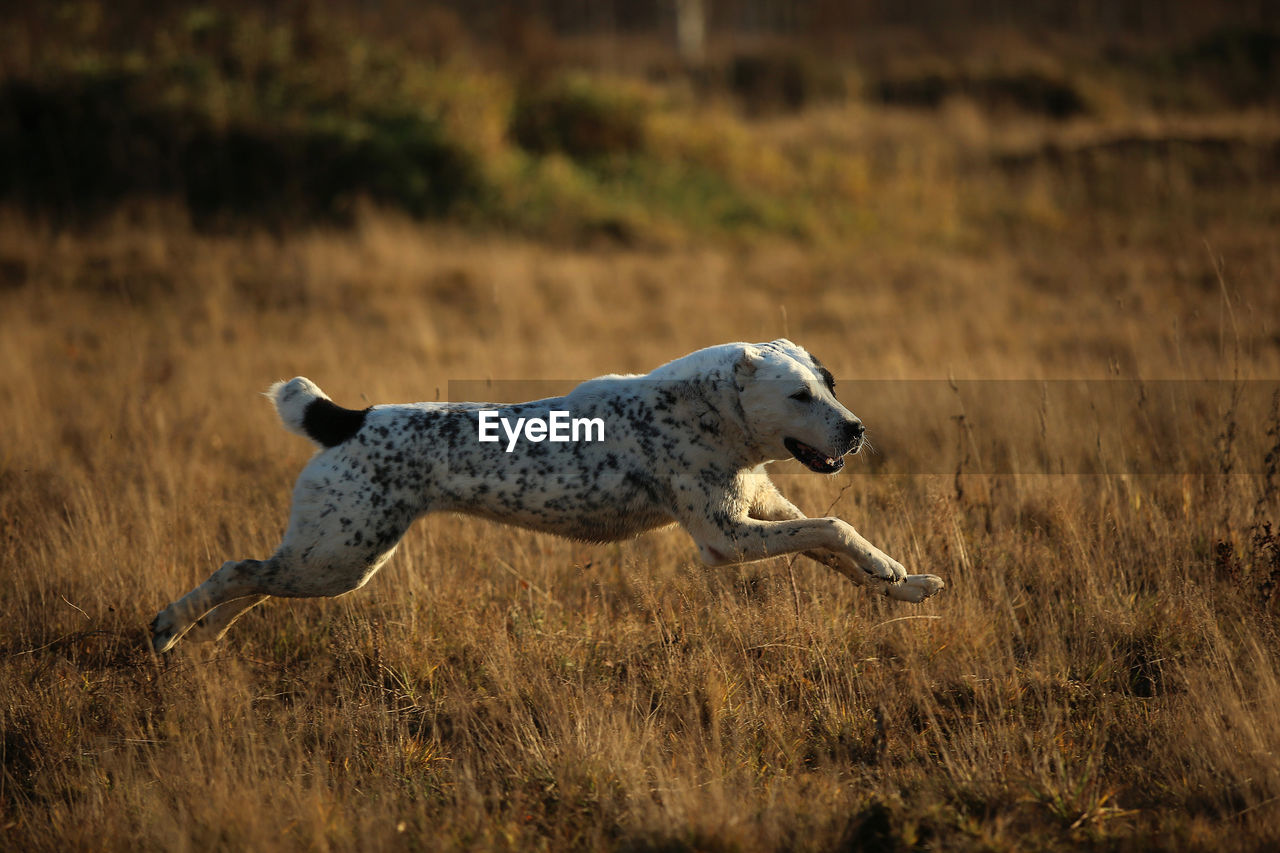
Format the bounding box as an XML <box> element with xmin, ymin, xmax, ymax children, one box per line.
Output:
<box><xmin>734</xmin><ymin>339</ymin><xmax>864</xmax><ymax>473</ymax></box>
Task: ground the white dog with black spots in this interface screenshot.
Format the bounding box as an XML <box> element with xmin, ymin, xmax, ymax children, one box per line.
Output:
<box><xmin>151</xmin><ymin>339</ymin><xmax>944</xmax><ymax>653</ymax></box>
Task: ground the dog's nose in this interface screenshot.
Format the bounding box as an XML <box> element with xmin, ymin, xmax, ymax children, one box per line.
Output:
<box><xmin>844</xmin><ymin>419</ymin><xmax>865</xmax><ymax>444</ymax></box>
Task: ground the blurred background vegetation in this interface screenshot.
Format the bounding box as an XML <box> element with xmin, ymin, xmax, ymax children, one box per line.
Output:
<box><xmin>3</xmin><ymin>0</ymin><xmax>1277</xmax><ymax>243</ymax></box>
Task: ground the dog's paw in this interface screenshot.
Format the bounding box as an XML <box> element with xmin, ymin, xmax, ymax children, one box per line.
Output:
<box><xmin>884</xmin><ymin>574</ymin><xmax>946</xmax><ymax>603</ymax></box>
<box><xmin>863</xmin><ymin>553</ymin><xmax>908</xmax><ymax>584</ymax></box>
<box><xmin>150</xmin><ymin>610</ymin><xmax>180</xmax><ymax>654</ymax></box>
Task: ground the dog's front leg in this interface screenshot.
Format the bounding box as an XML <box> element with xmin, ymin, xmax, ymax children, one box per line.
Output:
<box><xmin>688</xmin><ymin>514</ymin><xmax>900</xmax><ymax>577</ymax></box>
<box><xmin>744</xmin><ymin>485</ymin><xmax>945</xmax><ymax>603</ymax></box>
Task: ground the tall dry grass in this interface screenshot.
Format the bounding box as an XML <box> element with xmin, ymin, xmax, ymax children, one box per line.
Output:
<box><xmin>2</xmin><ymin>180</ymin><xmax>1279</xmax><ymax>851</ymax></box>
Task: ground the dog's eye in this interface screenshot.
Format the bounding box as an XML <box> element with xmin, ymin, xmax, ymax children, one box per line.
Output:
<box><xmin>789</xmin><ymin>389</ymin><xmax>813</xmax><ymax>403</ymax></box>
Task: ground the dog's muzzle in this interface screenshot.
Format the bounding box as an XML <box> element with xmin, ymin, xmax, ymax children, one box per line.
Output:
<box><xmin>784</xmin><ymin>437</ymin><xmax>845</xmax><ymax>474</ymax></box>
<box><xmin>784</xmin><ymin>420</ymin><xmax>864</xmax><ymax>474</ymax></box>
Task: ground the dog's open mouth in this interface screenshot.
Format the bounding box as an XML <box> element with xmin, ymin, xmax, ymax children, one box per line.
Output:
<box><xmin>784</xmin><ymin>437</ymin><xmax>844</xmax><ymax>474</ymax></box>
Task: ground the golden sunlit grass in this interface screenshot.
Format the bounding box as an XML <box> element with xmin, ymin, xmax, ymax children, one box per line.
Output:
<box><xmin>2</xmin><ymin>186</ymin><xmax>1279</xmax><ymax>850</ymax></box>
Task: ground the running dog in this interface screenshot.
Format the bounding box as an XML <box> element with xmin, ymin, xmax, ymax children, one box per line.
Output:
<box><xmin>151</xmin><ymin>339</ymin><xmax>944</xmax><ymax>652</ymax></box>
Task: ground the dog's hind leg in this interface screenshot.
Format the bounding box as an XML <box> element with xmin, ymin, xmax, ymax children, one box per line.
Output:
<box><xmin>152</xmin><ymin>446</ymin><xmax>426</xmax><ymax>653</ymax></box>
<box><xmin>151</xmin><ymin>558</ymin><xmax>275</xmax><ymax>653</ymax></box>
<box><xmin>153</xmin><ymin>508</ymin><xmax>417</xmax><ymax>652</ymax></box>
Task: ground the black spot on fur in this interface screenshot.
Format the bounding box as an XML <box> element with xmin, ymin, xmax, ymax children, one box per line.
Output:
<box><xmin>809</xmin><ymin>353</ymin><xmax>837</xmax><ymax>393</ymax></box>
<box><xmin>303</xmin><ymin>398</ymin><xmax>370</xmax><ymax>447</ymax></box>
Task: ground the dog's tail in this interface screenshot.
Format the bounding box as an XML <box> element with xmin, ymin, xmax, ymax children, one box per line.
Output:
<box><xmin>267</xmin><ymin>377</ymin><xmax>370</xmax><ymax>448</ymax></box>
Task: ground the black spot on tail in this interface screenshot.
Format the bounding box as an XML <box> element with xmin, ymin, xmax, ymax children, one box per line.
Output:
<box><xmin>303</xmin><ymin>398</ymin><xmax>370</xmax><ymax>447</ymax></box>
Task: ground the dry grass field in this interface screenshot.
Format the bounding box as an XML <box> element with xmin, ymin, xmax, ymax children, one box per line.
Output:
<box><xmin>5</xmin><ymin>5</ymin><xmax>1280</xmax><ymax>851</ymax></box>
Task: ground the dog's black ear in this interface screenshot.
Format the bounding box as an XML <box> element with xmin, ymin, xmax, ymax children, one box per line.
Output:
<box><xmin>735</xmin><ymin>345</ymin><xmax>762</xmax><ymax>377</ymax></box>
